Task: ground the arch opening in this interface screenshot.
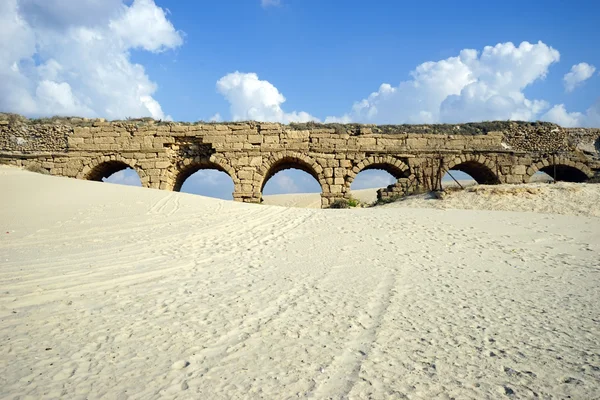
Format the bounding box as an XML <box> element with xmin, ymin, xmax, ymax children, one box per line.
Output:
<box><xmin>538</xmin><ymin>165</ymin><xmax>589</xmax><ymax>183</ymax></box>
<box><xmin>175</xmin><ymin>164</ymin><xmax>235</xmax><ymax>200</ymax></box>
<box><xmin>351</xmin><ymin>169</ymin><xmax>396</xmax><ymax>190</ymax></box>
<box><xmin>351</xmin><ymin>162</ymin><xmax>409</xmax><ymax>185</ymax></box>
<box><xmin>442</xmin><ymin>161</ymin><xmax>500</xmax><ymax>189</ymax></box>
<box><xmin>263</xmin><ymin>169</ymin><xmax>322</xmax><ymax>195</ymax></box>
<box><xmin>87</xmin><ymin>161</ymin><xmax>141</xmax><ymax>187</ymax></box>
<box><xmin>350</xmin><ymin>163</ymin><xmax>408</xmax><ymax>197</ymax></box>
<box><xmin>261</xmin><ymin>158</ymin><xmax>322</xmax><ymax>195</ymax></box>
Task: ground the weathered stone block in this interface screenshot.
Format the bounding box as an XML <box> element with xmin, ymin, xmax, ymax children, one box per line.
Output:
<box><xmin>329</xmin><ymin>185</ymin><xmax>342</xmax><ymax>193</ymax></box>
<box><xmin>203</xmin><ymin>136</ymin><xmax>227</xmax><ymax>143</ymax></box>
<box><xmin>356</xmin><ymin>138</ymin><xmax>376</xmax><ymax>147</ymax></box>
<box><xmin>513</xmin><ymin>165</ymin><xmax>526</xmax><ymax>175</ymax></box>
<box><xmin>170</xmin><ymin>125</ymin><xmax>189</xmax><ymax>132</ymax></box>
<box><xmin>248</xmin><ymin>135</ymin><xmax>262</xmax><ymax>144</ymax></box>
<box><xmin>155</xmin><ymin>161</ymin><xmax>171</xmax><ymax>169</ymax></box>
<box><xmin>263</xmin><ymin>136</ymin><xmax>279</xmax><ymax>144</ymax></box>
<box><xmin>505</xmin><ymin>175</ymin><xmax>523</xmax><ymax>184</ymax></box>
<box><xmin>238</xmin><ymin>170</ymin><xmax>254</xmax><ymax>180</ymax></box>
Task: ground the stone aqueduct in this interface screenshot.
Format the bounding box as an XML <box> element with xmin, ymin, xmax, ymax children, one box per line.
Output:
<box><xmin>1</xmin><ymin>114</ymin><xmax>599</xmax><ymax>207</ymax></box>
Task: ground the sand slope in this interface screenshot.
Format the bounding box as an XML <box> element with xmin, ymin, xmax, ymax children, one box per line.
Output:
<box><xmin>263</xmin><ymin>188</ymin><xmax>379</xmax><ymax>208</ymax></box>
<box><xmin>1</xmin><ymin>166</ymin><xmax>599</xmax><ymax>399</ymax></box>
<box><xmin>386</xmin><ymin>182</ymin><xmax>600</xmax><ymax>217</ymax></box>
<box><xmin>264</xmin><ymin>182</ymin><xmax>600</xmax><ymax>218</ymax></box>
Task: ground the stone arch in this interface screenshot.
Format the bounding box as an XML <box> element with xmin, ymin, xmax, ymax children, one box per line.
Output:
<box><xmin>527</xmin><ymin>157</ymin><xmax>593</xmax><ymax>183</ymax></box>
<box><xmin>442</xmin><ymin>155</ymin><xmax>500</xmax><ymax>185</ymax></box>
<box><xmin>78</xmin><ymin>155</ymin><xmax>145</xmax><ymax>182</ymax></box>
<box><xmin>348</xmin><ymin>155</ymin><xmax>411</xmax><ymax>187</ymax></box>
<box><xmin>173</xmin><ymin>157</ymin><xmax>238</xmax><ymax>192</ymax></box>
<box><xmin>258</xmin><ymin>152</ymin><xmax>325</xmax><ymax>193</ymax></box>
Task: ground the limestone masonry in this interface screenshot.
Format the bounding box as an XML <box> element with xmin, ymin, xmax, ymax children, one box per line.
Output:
<box><xmin>1</xmin><ymin>113</ymin><xmax>599</xmax><ymax>207</ymax></box>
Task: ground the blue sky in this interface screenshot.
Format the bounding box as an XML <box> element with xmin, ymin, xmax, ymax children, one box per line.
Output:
<box><xmin>138</xmin><ymin>0</ymin><xmax>600</xmax><ymax>123</ymax></box>
<box><xmin>2</xmin><ymin>0</ymin><xmax>599</xmax><ymax>196</ymax></box>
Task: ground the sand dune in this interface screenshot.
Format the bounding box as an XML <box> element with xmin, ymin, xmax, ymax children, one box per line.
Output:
<box><xmin>1</xmin><ymin>166</ymin><xmax>599</xmax><ymax>399</ymax></box>
<box><xmin>386</xmin><ymin>182</ymin><xmax>600</xmax><ymax>217</ymax></box>
<box><xmin>265</xmin><ymin>181</ymin><xmax>600</xmax><ymax>218</ymax></box>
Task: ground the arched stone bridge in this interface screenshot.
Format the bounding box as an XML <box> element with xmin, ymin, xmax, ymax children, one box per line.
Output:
<box><xmin>1</xmin><ymin>115</ymin><xmax>599</xmax><ymax>208</ymax></box>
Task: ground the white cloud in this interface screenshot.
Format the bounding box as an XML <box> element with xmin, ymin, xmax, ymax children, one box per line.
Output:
<box><xmin>18</xmin><ymin>0</ymin><xmax>123</xmax><ymax>29</ymax></box>
<box><xmin>216</xmin><ymin>72</ymin><xmax>318</xmax><ymax>123</ymax></box>
<box><xmin>0</xmin><ymin>0</ymin><xmax>182</xmax><ymax>120</ymax></box>
<box><xmin>272</xmin><ymin>174</ymin><xmax>299</xmax><ymax>193</ymax></box>
<box><xmin>261</xmin><ymin>0</ymin><xmax>281</xmax><ymax>8</ymax></box>
<box><xmin>209</xmin><ymin>113</ymin><xmax>223</xmax><ymax>122</ymax></box>
<box><xmin>563</xmin><ymin>62</ymin><xmax>596</xmax><ymax>92</ymax></box>
<box><xmin>188</xmin><ymin>170</ymin><xmax>223</xmax><ymax>186</ymax></box>
<box><xmin>109</xmin><ymin>0</ymin><xmax>183</xmax><ymax>52</ymax></box>
<box><xmin>324</xmin><ymin>115</ymin><xmax>352</xmax><ymax>123</ymax></box>
<box><xmin>541</xmin><ymin>104</ymin><xmax>583</xmax><ymax>127</ymax></box>
<box><xmin>325</xmin><ymin>41</ymin><xmax>560</xmax><ymax>124</ymax></box>
<box><xmin>542</xmin><ymin>100</ymin><xmax>600</xmax><ymax>127</ymax></box>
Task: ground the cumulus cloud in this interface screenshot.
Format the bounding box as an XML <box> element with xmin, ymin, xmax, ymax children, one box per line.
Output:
<box><xmin>216</xmin><ymin>72</ymin><xmax>318</xmax><ymax>123</ymax></box>
<box><xmin>212</xmin><ymin>41</ymin><xmax>598</xmax><ymax>130</ymax></box>
<box><xmin>325</xmin><ymin>41</ymin><xmax>560</xmax><ymax>124</ymax></box>
<box><xmin>0</xmin><ymin>0</ymin><xmax>182</xmax><ymax>120</ymax></box>
<box><xmin>109</xmin><ymin>0</ymin><xmax>183</xmax><ymax>52</ymax></box>
<box><xmin>261</xmin><ymin>0</ymin><xmax>281</xmax><ymax>8</ymax></box>
<box><xmin>563</xmin><ymin>62</ymin><xmax>596</xmax><ymax>92</ymax></box>
<box><xmin>542</xmin><ymin>100</ymin><xmax>600</xmax><ymax>127</ymax></box>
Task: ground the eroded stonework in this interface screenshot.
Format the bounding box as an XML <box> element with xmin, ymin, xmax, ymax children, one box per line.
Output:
<box><xmin>1</xmin><ymin>114</ymin><xmax>599</xmax><ymax>208</ymax></box>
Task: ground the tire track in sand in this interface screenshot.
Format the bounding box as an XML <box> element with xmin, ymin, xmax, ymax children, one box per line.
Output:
<box><xmin>309</xmin><ymin>267</ymin><xmax>397</xmax><ymax>399</ymax></box>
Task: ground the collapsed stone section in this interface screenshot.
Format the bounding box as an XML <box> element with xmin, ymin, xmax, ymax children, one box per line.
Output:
<box><xmin>1</xmin><ymin>114</ymin><xmax>599</xmax><ymax>208</ymax></box>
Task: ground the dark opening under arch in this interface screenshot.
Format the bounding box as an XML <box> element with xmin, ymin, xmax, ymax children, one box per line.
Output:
<box><xmin>538</xmin><ymin>165</ymin><xmax>589</xmax><ymax>183</ymax></box>
<box><xmin>445</xmin><ymin>161</ymin><xmax>500</xmax><ymax>185</ymax></box>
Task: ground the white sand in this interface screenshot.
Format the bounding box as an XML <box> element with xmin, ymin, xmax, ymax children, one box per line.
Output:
<box><xmin>387</xmin><ymin>183</ymin><xmax>600</xmax><ymax>217</ymax></box>
<box><xmin>265</xmin><ymin>181</ymin><xmax>600</xmax><ymax>218</ymax></box>
<box><xmin>1</xmin><ymin>166</ymin><xmax>599</xmax><ymax>399</ymax></box>
<box><xmin>263</xmin><ymin>188</ymin><xmax>379</xmax><ymax>208</ymax></box>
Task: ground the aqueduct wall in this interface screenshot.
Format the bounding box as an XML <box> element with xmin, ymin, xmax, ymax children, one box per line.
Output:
<box><xmin>1</xmin><ymin>114</ymin><xmax>599</xmax><ymax>207</ymax></box>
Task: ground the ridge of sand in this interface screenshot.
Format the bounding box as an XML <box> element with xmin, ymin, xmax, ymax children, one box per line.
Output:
<box><xmin>264</xmin><ymin>181</ymin><xmax>600</xmax><ymax>217</ymax></box>
<box><xmin>1</xmin><ymin>166</ymin><xmax>599</xmax><ymax>399</ymax></box>
<box><xmin>385</xmin><ymin>182</ymin><xmax>600</xmax><ymax>217</ymax></box>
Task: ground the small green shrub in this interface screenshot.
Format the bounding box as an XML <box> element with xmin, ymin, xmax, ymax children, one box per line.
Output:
<box><xmin>329</xmin><ymin>199</ymin><xmax>349</xmax><ymax>209</ymax></box>
<box><xmin>347</xmin><ymin>198</ymin><xmax>360</xmax><ymax>207</ymax></box>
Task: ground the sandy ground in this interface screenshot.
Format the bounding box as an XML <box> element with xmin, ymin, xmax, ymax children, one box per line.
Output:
<box><xmin>1</xmin><ymin>166</ymin><xmax>599</xmax><ymax>399</ymax></box>
<box><xmin>264</xmin><ymin>180</ymin><xmax>600</xmax><ymax>218</ymax></box>
<box><xmin>263</xmin><ymin>189</ymin><xmax>379</xmax><ymax>208</ymax></box>
<box><xmin>386</xmin><ymin>183</ymin><xmax>600</xmax><ymax>217</ymax></box>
